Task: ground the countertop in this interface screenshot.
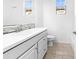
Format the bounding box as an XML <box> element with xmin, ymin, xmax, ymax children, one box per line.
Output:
<box><xmin>3</xmin><ymin>28</ymin><xmax>47</xmax><ymax>52</ymax></box>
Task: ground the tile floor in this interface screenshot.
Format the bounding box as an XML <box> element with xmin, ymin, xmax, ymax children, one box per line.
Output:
<box><xmin>44</xmin><ymin>43</ymin><xmax>74</xmax><ymax>59</ymax></box>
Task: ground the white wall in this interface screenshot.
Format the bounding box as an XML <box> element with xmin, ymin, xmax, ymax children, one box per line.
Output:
<box><xmin>34</xmin><ymin>0</ymin><xmax>43</xmax><ymax>27</ymax></box>
<box><xmin>3</xmin><ymin>0</ymin><xmax>43</xmax><ymax>27</ymax></box>
<box><xmin>43</xmin><ymin>0</ymin><xmax>75</xmax><ymax>44</ymax></box>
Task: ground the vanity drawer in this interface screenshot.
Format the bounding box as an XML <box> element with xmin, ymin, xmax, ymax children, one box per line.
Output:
<box><xmin>3</xmin><ymin>30</ymin><xmax>47</xmax><ymax>59</ymax></box>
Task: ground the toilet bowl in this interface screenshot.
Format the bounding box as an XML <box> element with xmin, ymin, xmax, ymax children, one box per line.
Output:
<box><xmin>47</xmin><ymin>35</ymin><xmax>56</xmax><ymax>46</ymax></box>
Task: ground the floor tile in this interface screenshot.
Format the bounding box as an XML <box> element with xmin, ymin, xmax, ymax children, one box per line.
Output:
<box><xmin>62</xmin><ymin>56</ymin><xmax>74</xmax><ymax>59</ymax></box>
<box><xmin>54</xmin><ymin>56</ymin><xmax>63</xmax><ymax>59</ymax></box>
<box><xmin>44</xmin><ymin>43</ymin><xmax>74</xmax><ymax>59</ymax></box>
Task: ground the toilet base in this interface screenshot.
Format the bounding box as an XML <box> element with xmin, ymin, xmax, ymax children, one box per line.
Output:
<box><xmin>48</xmin><ymin>41</ymin><xmax>53</xmax><ymax>46</ymax></box>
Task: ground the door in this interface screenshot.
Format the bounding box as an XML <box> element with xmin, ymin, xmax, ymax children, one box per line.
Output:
<box><xmin>18</xmin><ymin>44</ymin><xmax>37</xmax><ymax>59</ymax></box>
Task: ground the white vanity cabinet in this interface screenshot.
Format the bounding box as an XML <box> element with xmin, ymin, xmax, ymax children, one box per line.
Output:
<box><xmin>18</xmin><ymin>44</ymin><xmax>37</xmax><ymax>59</ymax></box>
<box><xmin>38</xmin><ymin>37</ymin><xmax>47</xmax><ymax>59</ymax></box>
<box><xmin>3</xmin><ymin>28</ymin><xmax>47</xmax><ymax>59</ymax></box>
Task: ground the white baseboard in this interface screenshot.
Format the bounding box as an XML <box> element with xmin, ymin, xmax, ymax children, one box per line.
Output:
<box><xmin>54</xmin><ymin>40</ymin><xmax>71</xmax><ymax>44</ymax></box>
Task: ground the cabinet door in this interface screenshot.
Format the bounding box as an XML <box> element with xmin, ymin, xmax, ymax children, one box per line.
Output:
<box><xmin>18</xmin><ymin>44</ymin><xmax>37</xmax><ymax>59</ymax></box>
<box><xmin>38</xmin><ymin>38</ymin><xmax>44</xmax><ymax>53</ymax></box>
<box><xmin>43</xmin><ymin>37</ymin><xmax>47</xmax><ymax>55</ymax></box>
<box><xmin>38</xmin><ymin>36</ymin><xmax>47</xmax><ymax>59</ymax></box>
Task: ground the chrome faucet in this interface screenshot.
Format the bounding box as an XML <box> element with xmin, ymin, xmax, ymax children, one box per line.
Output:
<box><xmin>16</xmin><ymin>24</ymin><xmax>22</xmax><ymax>32</ymax></box>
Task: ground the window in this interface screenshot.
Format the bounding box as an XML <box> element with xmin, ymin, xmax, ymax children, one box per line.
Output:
<box><xmin>25</xmin><ymin>1</ymin><xmax>32</xmax><ymax>15</ymax></box>
<box><xmin>56</xmin><ymin>0</ymin><xmax>65</xmax><ymax>7</ymax></box>
<box><xmin>56</xmin><ymin>0</ymin><xmax>66</xmax><ymax>15</ymax></box>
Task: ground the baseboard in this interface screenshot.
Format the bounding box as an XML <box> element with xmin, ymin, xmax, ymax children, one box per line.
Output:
<box><xmin>54</xmin><ymin>40</ymin><xmax>71</xmax><ymax>44</ymax></box>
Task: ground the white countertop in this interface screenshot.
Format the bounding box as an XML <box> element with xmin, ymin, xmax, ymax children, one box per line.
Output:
<box><xmin>3</xmin><ymin>28</ymin><xmax>47</xmax><ymax>52</ymax></box>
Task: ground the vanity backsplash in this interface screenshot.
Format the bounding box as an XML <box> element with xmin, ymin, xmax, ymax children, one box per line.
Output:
<box><xmin>3</xmin><ymin>23</ymin><xmax>35</xmax><ymax>34</ymax></box>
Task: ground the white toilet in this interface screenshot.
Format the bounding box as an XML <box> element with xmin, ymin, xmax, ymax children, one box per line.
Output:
<box><xmin>47</xmin><ymin>35</ymin><xmax>56</xmax><ymax>46</ymax></box>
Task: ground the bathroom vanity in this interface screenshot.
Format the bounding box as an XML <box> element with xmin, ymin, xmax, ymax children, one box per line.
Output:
<box><xmin>3</xmin><ymin>28</ymin><xmax>47</xmax><ymax>59</ymax></box>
